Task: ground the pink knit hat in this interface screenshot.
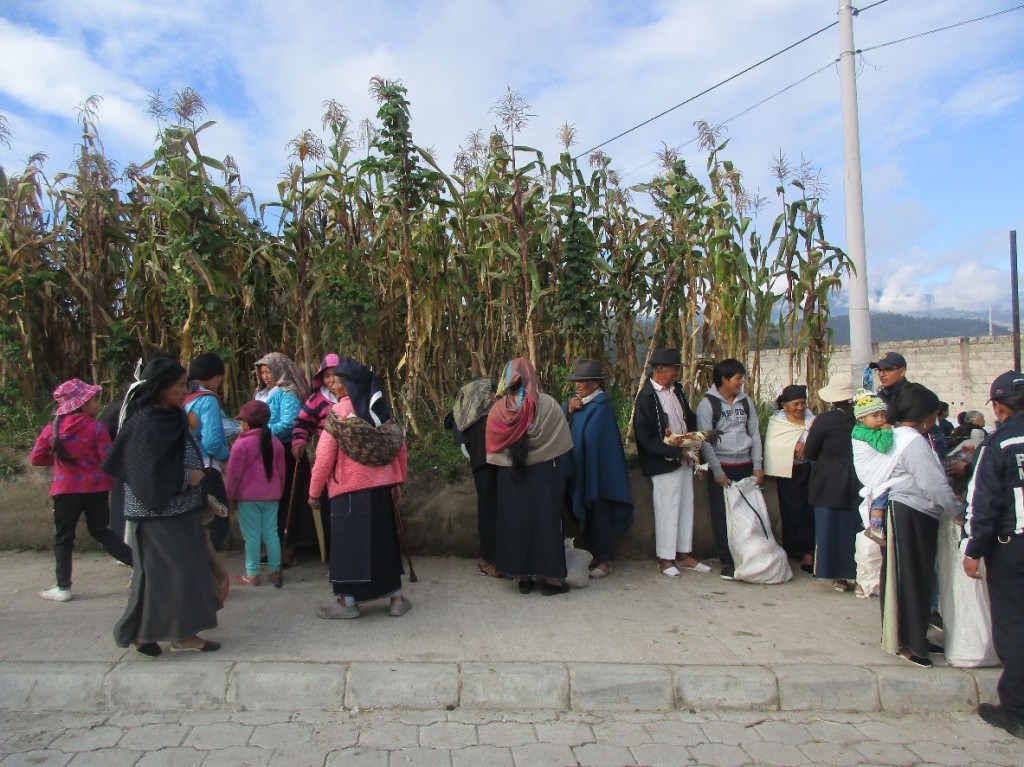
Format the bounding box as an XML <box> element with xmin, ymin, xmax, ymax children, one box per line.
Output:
<box><xmin>53</xmin><ymin>379</ymin><xmax>102</xmax><ymax>416</ymax></box>
<box><xmin>312</xmin><ymin>353</ymin><xmax>341</xmax><ymax>388</ymax></box>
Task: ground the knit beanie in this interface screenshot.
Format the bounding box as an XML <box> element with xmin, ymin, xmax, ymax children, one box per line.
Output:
<box><xmin>853</xmin><ymin>388</ymin><xmax>887</xmax><ymax>419</ymax></box>
<box><xmin>188</xmin><ymin>352</ymin><xmax>225</xmax><ymax>381</ymax></box>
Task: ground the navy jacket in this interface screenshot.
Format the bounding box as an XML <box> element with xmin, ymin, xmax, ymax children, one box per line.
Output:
<box><xmin>965</xmin><ymin>412</ymin><xmax>1024</xmax><ymax>558</ymax></box>
<box><xmin>560</xmin><ymin>392</ymin><xmax>633</xmax><ymax>533</ymax></box>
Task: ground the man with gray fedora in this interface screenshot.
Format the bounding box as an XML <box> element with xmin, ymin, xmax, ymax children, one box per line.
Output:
<box><xmin>561</xmin><ymin>359</ymin><xmax>633</xmax><ymax>578</ymax></box>
<box><xmin>633</xmin><ymin>349</ymin><xmax>710</xmax><ymax>577</ymax></box>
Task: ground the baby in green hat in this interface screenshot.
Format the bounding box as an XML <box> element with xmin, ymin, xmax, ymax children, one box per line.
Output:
<box><xmin>852</xmin><ymin>388</ymin><xmax>891</xmax><ymax>543</ymax></box>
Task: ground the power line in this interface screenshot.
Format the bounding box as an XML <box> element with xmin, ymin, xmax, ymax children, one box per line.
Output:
<box><xmin>859</xmin><ymin>3</ymin><xmax>1024</xmax><ymax>53</ymax></box>
<box><xmin>621</xmin><ymin>60</ymin><xmax>839</xmax><ymax>180</ymax></box>
<box><xmin>617</xmin><ymin>2</ymin><xmax>1021</xmax><ymax>181</ymax></box>
<box><xmin>576</xmin><ymin>20</ymin><xmax>839</xmax><ymax>159</ymax></box>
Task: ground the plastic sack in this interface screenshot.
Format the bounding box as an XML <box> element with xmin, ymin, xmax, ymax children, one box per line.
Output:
<box><xmin>937</xmin><ymin>516</ymin><xmax>999</xmax><ymax>668</ymax></box>
<box><xmin>855</xmin><ymin>532</ymin><xmax>882</xmax><ymax>598</ymax></box>
<box><xmin>564</xmin><ymin>538</ymin><xmax>592</xmax><ymax>589</ymax></box>
<box><xmin>724</xmin><ymin>477</ymin><xmax>793</xmax><ymax>584</ymax></box>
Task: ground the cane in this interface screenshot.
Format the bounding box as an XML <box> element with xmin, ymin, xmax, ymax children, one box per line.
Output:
<box><xmin>277</xmin><ymin>459</ymin><xmax>302</xmax><ymax>589</ymax></box>
<box><xmin>392</xmin><ymin>488</ymin><xmax>418</xmax><ymax>583</ymax></box>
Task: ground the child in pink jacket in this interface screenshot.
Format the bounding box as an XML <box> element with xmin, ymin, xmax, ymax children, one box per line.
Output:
<box><xmin>29</xmin><ymin>379</ymin><xmax>133</xmax><ymax>602</ymax></box>
<box><xmin>225</xmin><ymin>400</ymin><xmax>285</xmax><ymax>586</ymax></box>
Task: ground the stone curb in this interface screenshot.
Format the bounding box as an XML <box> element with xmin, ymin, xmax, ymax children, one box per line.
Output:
<box><xmin>0</xmin><ymin>660</ymin><xmax>1001</xmax><ymax>714</ymax></box>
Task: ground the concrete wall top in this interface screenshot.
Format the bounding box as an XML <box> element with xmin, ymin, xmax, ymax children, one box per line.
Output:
<box><xmin>755</xmin><ymin>334</ymin><xmax>1016</xmax><ymax>417</ymax></box>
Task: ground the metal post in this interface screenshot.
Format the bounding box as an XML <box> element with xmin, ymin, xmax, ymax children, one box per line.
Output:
<box><xmin>1012</xmin><ymin>230</ymin><xmax>1020</xmax><ymax>370</ymax></box>
<box><xmin>838</xmin><ymin>0</ymin><xmax>872</xmax><ymax>390</ymax></box>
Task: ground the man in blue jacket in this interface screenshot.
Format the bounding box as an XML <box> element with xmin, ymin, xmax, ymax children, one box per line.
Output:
<box><xmin>964</xmin><ymin>371</ymin><xmax>1024</xmax><ymax>740</ymax></box>
<box><xmin>562</xmin><ymin>359</ymin><xmax>632</xmax><ymax>579</ymax></box>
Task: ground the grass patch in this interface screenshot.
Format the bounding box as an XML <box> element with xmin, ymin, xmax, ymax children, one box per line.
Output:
<box><xmin>0</xmin><ymin>384</ymin><xmax>45</xmax><ymax>480</ymax></box>
<box><xmin>406</xmin><ymin>422</ymin><xmax>468</xmax><ymax>484</ymax></box>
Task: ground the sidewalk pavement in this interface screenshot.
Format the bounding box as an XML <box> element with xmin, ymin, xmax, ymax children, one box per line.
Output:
<box><xmin>0</xmin><ymin>549</ymin><xmax>1002</xmax><ymax>715</ymax></box>
<box><xmin>4</xmin><ymin>708</ymin><xmax>1022</xmax><ymax>766</ymax></box>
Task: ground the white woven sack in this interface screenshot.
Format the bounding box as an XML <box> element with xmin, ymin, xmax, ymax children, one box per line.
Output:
<box><xmin>724</xmin><ymin>477</ymin><xmax>793</xmax><ymax>585</ymax></box>
<box><xmin>855</xmin><ymin>532</ymin><xmax>882</xmax><ymax>597</ymax></box>
<box><xmin>564</xmin><ymin>539</ymin><xmax>592</xmax><ymax>589</ymax></box>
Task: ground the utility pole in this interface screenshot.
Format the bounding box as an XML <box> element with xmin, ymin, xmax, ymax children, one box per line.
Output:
<box><xmin>838</xmin><ymin>1</ymin><xmax>872</xmax><ymax>390</ymax></box>
<box><xmin>1012</xmin><ymin>230</ymin><xmax>1020</xmax><ymax>369</ymax></box>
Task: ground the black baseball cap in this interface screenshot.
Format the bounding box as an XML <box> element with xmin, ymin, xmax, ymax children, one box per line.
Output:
<box><xmin>869</xmin><ymin>352</ymin><xmax>907</xmax><ymax>370</ymax></box>
<box><xmin>988</xmin><ymin>370</ymin><xmax>1024</xmax><ymax>402</ymax></box>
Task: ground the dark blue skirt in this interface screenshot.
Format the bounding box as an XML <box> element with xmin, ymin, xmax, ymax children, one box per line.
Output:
<box><xmin>813</xmin><ymin>505</ymin><xmax>860</xmax><ymax>580</ymax></box>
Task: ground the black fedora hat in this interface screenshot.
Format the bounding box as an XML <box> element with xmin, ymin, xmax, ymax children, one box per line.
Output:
<box><xmin>649</xmin><ymin>348</ymin><xmax>682</xmax><ymax>367</ymax></box>
<box><xmin>568</xmin><ymin>358</ymin><xmax>604</xmax><ymax>381</ymax></box>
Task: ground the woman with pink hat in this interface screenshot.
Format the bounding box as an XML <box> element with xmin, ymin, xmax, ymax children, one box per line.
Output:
<box><xmin>289</xmin><ymin>353</ymin><xmax>341</xmax><ymax>559</ymax></box>
<box><xmin>29</xmin><ymin>379</ymin><xmax>133</xmax><ymax>602</ymax></box>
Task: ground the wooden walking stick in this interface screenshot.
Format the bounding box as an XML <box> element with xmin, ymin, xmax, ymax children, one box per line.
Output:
<box><xmin>277</xmin><ymin>459</ymin><xmax>303</xmax><ymax>589</ymax></box>
<box><xmin>392</xmin><ymin>487</ymin><xmax>418</xmax><ymax>582</ymax></box>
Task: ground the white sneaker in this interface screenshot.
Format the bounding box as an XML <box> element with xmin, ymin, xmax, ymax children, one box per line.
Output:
<box><xmin>39</xmin><ymin>586</ymin><xmax>72</xmax><ymax>602</ymax></box>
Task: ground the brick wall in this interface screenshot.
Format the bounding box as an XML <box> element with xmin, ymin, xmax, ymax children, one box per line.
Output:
<box><xmin>756</xmin><ymin>335</ymin><xmax>1017</xmax><ymax>416</ymax></box>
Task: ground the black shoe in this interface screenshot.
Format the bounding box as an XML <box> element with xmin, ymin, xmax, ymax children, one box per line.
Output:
<box><xmin>978</xmin><ymin>703</ymin><xmax>1024</xmax><ymax>739</ymax></box>
<box><xmin>929</xmin><ymin>610</ymin><xmax>944</xmax><ymax>631</ymax></box>
<box><xmin>541</xmin><ymin>582</ymin><xmax>570</xmax><ymax>596</ymax></box>
<box><xmin>134</xmin><ymin>642</ymin><xmax>162</xmax><ymax>658</ymax></box>
<box><xmin>518</xmin><ymin>579</ymin><xmax>534</xmax><ymax>595</ymax></box>
<box><xmin>800</xmin><ymin>563</ymin><xmax>814</xmax><ymax>574</ymax></box>
<box><xmin>898</xmin><ymin>650</ymin><xmax>932</xmax><ymax>668</ymax></box>
<box><xmin>927</xmin><ymin>642</ymin><xmax>945</xmax><ymax>654</ymax></box>
<box><xmin>720</xmin><ymin>564</ymin><xmax>735</xmax><ymax>581</ymax></box>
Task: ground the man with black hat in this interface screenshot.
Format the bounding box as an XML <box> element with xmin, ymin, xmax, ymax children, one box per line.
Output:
<box><xmin>869</xmin><ymin>351</ymin><xmax>911</xmax><ymax>424</ymax></box>
<box><xmin>562</xmin><ymin>359</ymin><xmax>633</xmax><ymax>578</ymax></box>
<box><xmin>634</xmin><ymin>349</ymin><xmax>708</xmax><ymax>577</ymax></box>
<box><xmin>963</xmin><ymin>370</ymin><xmax>1024</xmax><ymax>740</ymax></box>
<box><xmin>184</xmin><ymin>352</ymin><xmax>233</xmax><ymax>549</ymax></box>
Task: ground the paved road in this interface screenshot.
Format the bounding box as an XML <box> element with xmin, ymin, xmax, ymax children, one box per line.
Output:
<box><xmin>2</xmin><ymin>707</ymin><xmax>1021</xmax><ymax>766</ymax></box>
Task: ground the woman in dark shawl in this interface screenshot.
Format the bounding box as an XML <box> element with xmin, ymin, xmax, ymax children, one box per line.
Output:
<box><xmin>445</xmin><ymin>379</ymin><xmax>499</xmax><ymax>576</ymax></box>
<box><xmin>486</xmin><ymin>358</ymin><xmax>574</xmax><ymax>595</ymax></box>
<box><xmin>803</xmin><ymin>381</ymin><xmax>861</xmax><ymax>592</ymax></box>
<box><xmin>103</xmin><ymin>357</ymin><xmax>221</xmax><ymax>655</ymax></box>
<box><xmin>307</xmin><ymin>359</ymin><xmax>409</xmax><ymax>619</ymax></box>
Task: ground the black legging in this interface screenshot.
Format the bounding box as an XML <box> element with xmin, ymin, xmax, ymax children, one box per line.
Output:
<box><xmin>706</xmin><ymin>463</ymin><xmax>754</xmax><ymax>567</ymax></box>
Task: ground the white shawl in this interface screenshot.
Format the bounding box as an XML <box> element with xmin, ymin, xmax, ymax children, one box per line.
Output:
<box><xmin>852</xmin><ymin>427</ymin><xmax>918</xmax><ymax>527</ymax></box>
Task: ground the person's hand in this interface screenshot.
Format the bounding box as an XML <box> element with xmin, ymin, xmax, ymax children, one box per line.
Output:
<box><xmin>188</xmin><ymin>470</ymin><xmax>205</xmax><ymax>487</ymax></box>
<box><xmin>292</xmin><ymin>443</ymin><xmax>305</xmax><ymax>461</ymax></box>
<box><xmin>567</xmin><ymin>396</ymin><xmax>583</xmax><ymax>414</ymax></box>
<box><xmin>793</xmin><ymin>443</ymin><xmax>805</xmax><ymax>461</ymax></box>
<box><xmin>307</xmin><ymin>496</ymin><xmax>320</xmax><ymax>510</ymax></box>
<box><xmin>963</xmin><ymin>556</ymin><xmax>982</xmax><ymax>580</ymax></box>
<box><xmin>392</xmin><ymin>485</ymin><xmax>403</xmax><ymax>505</ymax></box>
<box><xmin>946</xmin><ymin>460</ymin><xmax>967</xmax><ymax>479</ymax></box>
<box><xmin>753</xmin><ymin>469</ymin><xmax>765</xmax><ymax>486</ymax></box>
<box><xmin>714</xmin><ymin>473</ymin><xmax>730</xmax><ymax>488</ymax></box>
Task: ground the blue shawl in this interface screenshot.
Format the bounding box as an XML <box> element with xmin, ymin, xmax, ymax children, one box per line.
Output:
<box><xmin>560</xmin><ymin>392</ymin><xmax>634</xmax><ymax>533</ymax></box>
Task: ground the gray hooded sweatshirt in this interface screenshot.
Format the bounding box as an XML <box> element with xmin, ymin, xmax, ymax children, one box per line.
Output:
<box><xmin>695</xmin><ymin>386</ymin><xmax>763</xmax><ymax>478</ymax></box>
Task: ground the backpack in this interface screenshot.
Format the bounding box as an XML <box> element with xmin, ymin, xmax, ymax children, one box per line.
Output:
<box><xmin>709</xmin><ymin>394</ymin><xmax>754</xmax><ymax>431</ymax></box>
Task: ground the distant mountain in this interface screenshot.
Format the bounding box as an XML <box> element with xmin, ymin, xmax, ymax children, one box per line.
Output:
<box><xmin>827</xmin><ymin>312</ymin><xmax>1009</xmax><ymax>344</ymax></box>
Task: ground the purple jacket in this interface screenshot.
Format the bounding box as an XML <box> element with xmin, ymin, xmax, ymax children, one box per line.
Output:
<box><xmin>224</xmin><ymin>428</ymin><xmax>286</xmax><ymax>503</ymax></box>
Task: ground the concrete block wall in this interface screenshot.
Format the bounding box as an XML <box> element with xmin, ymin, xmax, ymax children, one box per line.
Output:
<box><xmin>756</xmin><ymin>335</ymin><xmax>1016</xmax><ymax>417</ymax></box>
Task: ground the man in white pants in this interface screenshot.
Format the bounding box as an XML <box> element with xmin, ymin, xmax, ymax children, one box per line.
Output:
<box><xmin>633</xmin><ymin>349</ymin><xmax>711</xmax><ymax>577</ymax></box>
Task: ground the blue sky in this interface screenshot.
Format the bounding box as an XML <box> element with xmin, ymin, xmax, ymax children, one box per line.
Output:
<box><xmin>1</xmin><ymin>0</ymin><xmax>1021</xmax><ymax>318</ymax></box>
